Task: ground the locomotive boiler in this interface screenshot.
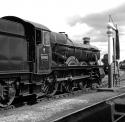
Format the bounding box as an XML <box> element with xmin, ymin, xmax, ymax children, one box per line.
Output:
<box><xmin>0</xmin><ymin>16</ymin><xmax>105</xmax><ymax>107</ymax></box>
<box><xmin>51</xmin><ymin>32</ymin><xmax>100</xmax><ymax>66</ymax></box>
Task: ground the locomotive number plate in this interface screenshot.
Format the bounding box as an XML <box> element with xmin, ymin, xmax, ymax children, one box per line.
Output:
<box><xmin>41</xmin><ymin>54</ymin><xmax>48</xmax><ymax>60</ymax></box>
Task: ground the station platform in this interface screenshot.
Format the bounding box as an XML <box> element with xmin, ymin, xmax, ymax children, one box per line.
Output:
<box><xmin>0</xmin><ymin>80</ymin><xmax>125</xmax><ymax>122</ymax></box>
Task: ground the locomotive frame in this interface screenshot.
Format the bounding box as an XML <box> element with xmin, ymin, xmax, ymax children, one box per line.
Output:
<box><xmin>0</xmin><ymin>16</ymin><xmax>105</xmax><ymax>107</ymax></box>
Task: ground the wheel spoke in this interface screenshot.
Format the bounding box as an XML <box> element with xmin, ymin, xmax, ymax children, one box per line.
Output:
<box><xmin>0</xmin><ymin>82</ymin><xmax>16</xmax><ymax>107</ymax></box>
<box><xmin>41</xmin><ymin>74</ymin><xmax>58</xmax><ymax>97</ymax></box>
<box><xmin>65</xmin><ymin>82</ymin><xmax>73</xmax><ymax>93</ymax></box>
<box><xmin>46</xmin><ymin>82</ymin><xmax>58</xmax><ymax>96</ymax></box>
<box><xmin>79</xmin><ymin>81</ymin><xmax>87</xmax><ymax>90</ymax></box>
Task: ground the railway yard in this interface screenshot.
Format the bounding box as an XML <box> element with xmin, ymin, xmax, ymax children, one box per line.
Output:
<box><xmin>0</xmin><ymin>71</ymin><xmax>124</xmax><ymax>122</ymax></box>
<box><xmin>0</xmin><ymin>16</ymin><xmax>123</xmax><ymax>122</ymax></box>
<box><xmin>0</xmin><ymin>1</ymin><xmax>124</xmax><ymax>121</ymax></box>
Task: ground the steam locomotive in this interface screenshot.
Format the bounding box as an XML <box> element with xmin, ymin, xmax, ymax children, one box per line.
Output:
<box><xmin>0</xmin><ymin>16</ymin><xmax>105</xmax><ymax>107</ymax></box>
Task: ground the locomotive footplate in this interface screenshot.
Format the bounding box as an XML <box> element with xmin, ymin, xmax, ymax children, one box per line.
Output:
<box><xmin>52</xmin><ymin>65</ymin><xmax>104</xmax><ymax>70</ymax></box>
<box><xmin>56</xmin><ymin>75</ymin><xmax>90</xmax><ymax>82</ymax></box>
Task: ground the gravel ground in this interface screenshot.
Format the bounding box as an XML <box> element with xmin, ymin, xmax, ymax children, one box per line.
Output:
<box><xmin>0</xmin><ymin>98</ymin><xmax>88</xmax><ymax>122</ymax></box>
<box><xmin>0</xmin><ymin>70</ymin><xmax>125</xmax><ymax>122</ymax></box>
<box><xmin>48</xmin><ymin>89</ymin><xmax>125</xmax><ymax>122</ymax></box>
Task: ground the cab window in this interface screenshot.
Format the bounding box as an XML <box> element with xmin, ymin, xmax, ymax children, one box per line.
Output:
<box><xmin>36</xmin><ymin>29</ymin><xmax>42</xmax><ymax>44</ymax></box>
<box><xmin>43</xmin><ymin>31</ymin><xmax>50</xmax><ymax>46</ymax></box>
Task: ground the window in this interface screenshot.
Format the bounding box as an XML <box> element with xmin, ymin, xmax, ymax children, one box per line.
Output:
<box><xmin>43</xmin><ymin>31</ymin><xmax>50</xmax><ymax>46</ymax></box>
<box><xmin>36</xmin><ymin>29</ymin><xmax>41</xmax><ymax>44</ymax></box>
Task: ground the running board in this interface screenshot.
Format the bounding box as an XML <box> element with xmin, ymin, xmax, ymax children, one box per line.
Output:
<box><xmin>52</xmin><ymin>65</ymin><xmax>103</xmax><ymax>71</ymax></box>
<box><xmin>57</xmin><ymin>75</ymin><xmax>90</xmax><ymax>82</ymax></box>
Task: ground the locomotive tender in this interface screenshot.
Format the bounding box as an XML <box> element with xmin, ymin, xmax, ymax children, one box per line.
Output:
<box><xmin>0</xmin><ymin>16</ymin><xmax>104</xmax><ymax>107</ymax></box>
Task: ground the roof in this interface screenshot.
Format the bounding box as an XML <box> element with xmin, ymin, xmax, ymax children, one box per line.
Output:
<box><xmin>26</xmin><ymin>21</ymin><xmax>50</xmax><ymax>31</ymax></box>
<box><xmin>0</xmin><ymin>18</ymin><xmax>25</xmax><ymax>36</ymax></box>
<box><xmin>2</xmin><ymin>16</ymin><xmax>50</xmax><ymax>31</ymax></box>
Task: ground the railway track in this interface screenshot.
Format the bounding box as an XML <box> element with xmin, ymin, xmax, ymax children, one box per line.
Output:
<box><xmin>0</xmin><ymin>71</ymin><xmax>109</xmax><ymax>113</ymax></box>
<box><xmin>52</xmin><ymin>90</ymin><xmax>125</xmax><ymax>122</ymax></box>
<box><xmin>1</xmin><ymin>77</ymin><xmax>125</xmax><ymax>122</ymax></box>
<box><xmin>0</xmin><ymin>87</ymin><xmax>96</xmax><ymax>113</ymax></box>
<box><xmin>0</xmin><ymin>84</ymin><xmax>125</xmax><ymax>122</ymax></box>
<box><xmin>0</xmin><ymin>75</ymin><xmax>119</xmax><ymax>112</ymax></box>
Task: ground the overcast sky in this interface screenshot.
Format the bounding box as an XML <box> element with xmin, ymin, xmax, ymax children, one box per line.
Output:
<box><xmin>0</xmin><ymin>0</ymin><xmax>125</xmax><ymax>61</ymax></box>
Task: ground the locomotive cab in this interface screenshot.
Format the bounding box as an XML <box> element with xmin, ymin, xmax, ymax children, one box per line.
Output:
<box><xmin>35</xmin><ymin>27</ymin><xmax>52</xmax><ymax>74</ymax></box>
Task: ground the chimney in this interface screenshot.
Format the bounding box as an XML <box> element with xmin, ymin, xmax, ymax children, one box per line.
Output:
<box><xmin>83</xmin><ymin>37</ymin><xmax>90</xmax><ymax>44</ymax></box>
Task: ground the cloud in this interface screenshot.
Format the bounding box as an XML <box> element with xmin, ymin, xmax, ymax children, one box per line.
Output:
<box><xmin>65</xmin><ymin>22</ymin><xmax>93</xmax><ymax>42</ymax></box>
<box><xmin>67</xmin><ymin>3</ymin><xmax>125</xmax><ymax>41</ymax></box>
<box><xmin>67</xmin><ymin>13</ymin><xmax>108</xmax><ymax>43</ymax></box>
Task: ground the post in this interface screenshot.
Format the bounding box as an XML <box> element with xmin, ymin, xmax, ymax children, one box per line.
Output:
<box><xmin>107</xmin><ymin>23</ymin><xmax>116</xmax><ymax>88</ymax></box>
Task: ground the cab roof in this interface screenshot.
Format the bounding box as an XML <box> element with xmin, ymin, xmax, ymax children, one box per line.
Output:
<box><xmin>2</xmin><ymin>16</ymin><xmax>50</xmax><ymax>31</ymax></box>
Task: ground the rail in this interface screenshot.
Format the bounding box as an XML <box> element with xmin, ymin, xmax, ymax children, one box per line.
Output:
<box><xmin>53</xmin><ymin>92</ymin><xmax>125</xmax><ymax>122</ymax></box>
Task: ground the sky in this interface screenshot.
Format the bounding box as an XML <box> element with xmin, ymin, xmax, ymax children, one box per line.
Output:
<box><xmin>0</xmin><ymin>0</ymin><xmax>125</xmax><ymax>61</ymax></box>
